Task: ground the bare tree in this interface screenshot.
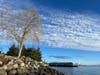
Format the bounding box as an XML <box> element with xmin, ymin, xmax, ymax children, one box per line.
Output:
<box><xmin>0</xmin><ymin>6</ymin><xmax>42</xmax><ymax>58</ymax></box>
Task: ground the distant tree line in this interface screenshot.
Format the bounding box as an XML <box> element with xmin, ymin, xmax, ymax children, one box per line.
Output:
<box><xmin>6</xmin><ymin>45</ymin><xmax>42</xmax><ymax>61</ymax></box>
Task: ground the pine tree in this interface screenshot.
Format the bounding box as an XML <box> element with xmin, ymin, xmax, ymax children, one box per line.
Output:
<box><xmin>6</xmin><ymin>44</ymin><xmax>18</xmax><ymax>56</ymax></box>
<box><xmin>6</xmin><ymin>45</ymin><xmax>42</xmax><ymax>61</ymax></box>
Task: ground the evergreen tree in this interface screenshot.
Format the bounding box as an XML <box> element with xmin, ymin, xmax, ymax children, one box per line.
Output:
<box><xmin>6</xmin><ymin>45</ymin><xmax>42</xmax><ymax>61</ymax></box>
<box><xmin>23</xmin><ymin>47</ymin><xmax>42</xmax><ymax>61</ymax></box>
<box><xmin>6</xmin><ymin>44</ymin><xmax>18</xmax><ymax>56</ymax></box>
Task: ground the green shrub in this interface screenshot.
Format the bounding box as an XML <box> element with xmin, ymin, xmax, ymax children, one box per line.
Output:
<box><xmin>6</xmin><ymin>44</ymin><xmax>42</xmax><ymax>61</ymax></box>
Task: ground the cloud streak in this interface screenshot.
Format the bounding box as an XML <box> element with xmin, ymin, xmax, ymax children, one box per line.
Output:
<box><xmin>49</xmin><ymin>55</ymin><xmax>72</xmax><ymax>59</ymax></box>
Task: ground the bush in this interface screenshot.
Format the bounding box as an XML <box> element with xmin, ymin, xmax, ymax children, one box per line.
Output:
<box><xmin>6</xmin><ymin>44</ymin><xmax>42</xmax><ymax>61</ymax></box>
<box><xmin>22</xmin><ymin>47</ymin><xmax>42</xmax><ymax>61</ymax></box>
<box><xmin>6</xmin><ymin>44</ymin><xmax>18</xmax><ymax>56</ymax></box>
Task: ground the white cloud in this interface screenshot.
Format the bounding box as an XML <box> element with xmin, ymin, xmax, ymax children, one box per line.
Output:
<box><xmin>0</xmin><ymin>2</ymin><xmax>100</xmax><ymax>51</ymax></box>
<box><xmin>40</xmin><ymin>8</ymin><xmax>100</xmax><ymax>51</ymax></box>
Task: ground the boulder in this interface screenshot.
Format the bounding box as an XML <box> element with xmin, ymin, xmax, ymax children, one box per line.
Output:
<box><xmin>7</xmin><ymin>69</ymin><xmax>17</xmax><ymax>75</ymax></box>
<box><xmin>0</xmin><ymin>56</ymin><xmax>66</xmax><ymax>75</ymax></box>
<box><xmin>17</xmin><ymin>68</ymin><xmax>28</xmax><ymax>75</ymax></box>
<box><xmin>0</xmin><ymin>69</ymin><xmax>7</xmax><ymax>75</ymax></box>
<box><xmin>7</xmin><ymin>60</ymin><xmax>13</xmax><ymax>66</ymax></box>
<box><xmin>13</xmin><ymin>64</ymin><xmax>18</xmax><ymax>69</ymax></box>
<box><xmin>20</xmin><ymin>63</ymin><xmax>25</xmax><ymax>67</ymax></box>
<box><xmin>0</xmin><ymin>60</ymin><xmax>3</xmax><ymax>67</ymax></box>
<box><xmin>2</xmin><ymin>65</ymin><xmax>7</xmax><ymax>70</ymax></box>
<box><xmin>16</xmin><ymin>59</ymin><xmax>23</xmax><ymax>65</ymax></box>
<box><xmin>25</xmin><ymin>57</ymin><xmax>33</xmax><ymax>64</ymax></box>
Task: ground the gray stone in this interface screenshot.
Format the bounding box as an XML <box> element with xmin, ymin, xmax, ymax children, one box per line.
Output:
<box><xmin>16</xmin><ymin>59</ymin><xmax>23</xmax><ymax>65</ymax></box>
<box><xmin>17</xmin><ymin>68</ymin><xmax>28</xmax><ymax>75</ymax></box>
<box><xmin>20</xmin><ymin>63</ymin><xmax>25</xmax><ymax>67</ymax></box>
<box><xmin>25</xmin><ymin>57</ymin><xmax>32</xmax><ymax>64</ymax></box>
<box><xmin>13</xmin><ymin>64</ymin><xmax>19</xmax><ymax>69</ymax></box>
<box><xmin>2</xmin><ymin>65</ymin><xmax>7</xmax><ymax>70</ymax></box>
<box><xmin>7</xmin><ymin>69</ymin><xmax>17</xmax><ymax>75</ymax></box>
<box><xmin>0</xmin><ymin>69</ymin><xmax>7</xmax><ymax>75</ymax></box>
<box><xmin>0</xmin><ymin>61</ymin><xmax>3</xmax><ymax>67</ymax></box>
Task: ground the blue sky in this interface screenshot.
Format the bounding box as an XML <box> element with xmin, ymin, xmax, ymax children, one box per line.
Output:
<box><xmin>33</xmin><ymin>0</ymin><xmax>100</xmax><ymax>13</ymax></box>
<box><xmin>0</xmin><ymin>0</ymin><xmax>100</xmax><ymax>65</ymax></box>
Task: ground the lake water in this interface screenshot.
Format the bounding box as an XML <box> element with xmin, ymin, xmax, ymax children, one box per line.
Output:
<box><xmin>50</xmin><ymin>66</ymin><xmax>100</xmax><ymax>75</ymax></box>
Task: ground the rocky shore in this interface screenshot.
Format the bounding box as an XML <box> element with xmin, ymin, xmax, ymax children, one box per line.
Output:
<box><xmin>0</xmin><ymin>54</ymin><xmax>68</xmax><ymax>75</ymax></box>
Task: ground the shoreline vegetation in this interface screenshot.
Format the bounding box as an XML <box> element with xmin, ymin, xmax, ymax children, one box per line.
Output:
<box><xmin>0</xmin><ymin>54</ymin><xmax>69</xmax><ymax>75</ymax></box>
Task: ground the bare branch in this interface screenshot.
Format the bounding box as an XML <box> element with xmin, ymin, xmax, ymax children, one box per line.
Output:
<box><xmin>0</xmin><ymin>5</ymin><xmax>42</xmax><ymax>58</ymax></box>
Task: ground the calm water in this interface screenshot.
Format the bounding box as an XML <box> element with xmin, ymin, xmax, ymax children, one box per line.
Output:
<box><xmin>50</xmin><ymin>66</ymin><xmax>100</xmax><ymax>75</ymax></box>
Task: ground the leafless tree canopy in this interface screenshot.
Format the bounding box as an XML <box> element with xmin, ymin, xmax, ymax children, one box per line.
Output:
<box><xmin>0</xmin><ymin>5</ymin><xmax>42</xmax><ymax>58</ymax></box>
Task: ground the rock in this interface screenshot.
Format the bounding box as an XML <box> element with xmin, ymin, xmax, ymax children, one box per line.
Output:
<box><xmin>13</xmin><ymin>64</ymin><xmax>18</xmax><ymax>69</ymax></box>
<box><xmin>17</xmin><ymin>68</ymin><xmax>28</xmax><ymax>75</ymax></box>
<box><xmin>2</xmin><ymin>58</ymin><xmax>10</xmax><ymax>65</ymax></box>
<box><xmin>0</xmin><ymin>56</ymin><xmax>66</xmax><ymax>75</ymax></box>
<box><xmin>25</xmin><ymin>64</ymin><xmax>29</xmax><ymax>68</ymax></box>
<box><xmin>7</xmin><ymin>64</ymin><xmax>13</xmax><ymax>70</ymax></box>
<box><xmin>2</xmin><ymin>65</ymin><xmax>7</xmax><ymax>70</ymax></box>
<box><xmin>7</xmin><ymin>69</ymin><xmax>17</xmax><ymax>75</ymax></box>
<box><xmin>27</xmin><ymin>68</ymin><xmax>36</xmax><ymax>75</ymax></box>
<box><xmin>30</xmin><ymin>61</ymin><xmax>35</xmax><ymax>65</ymax></box>
<box><xmin>33</xmin><ymin>64</ymin><xmax>38</xmax><ymax>70</ymax></box>
<box><xmin>0</xmin><ymin>58</ymin><xmax>10</xmax><ymax>67</ymax></box>
<box><xmin>0</xmin><ymin>54</ymin><xmax>5</xmax><ymax>59</ymax></box>
<box><xmin>7</xmin><ymin>60</ymin><xmax>13</xmax><ymax>66</ymax></box>
<box><xmin>25</xmin><ymin>57</ymin><xmax>32</xmax><ymax>64</ymax></box>
<box><xmin>20</xmin><ymin>63</ymin><xmax>25</xmax><ymax>67</ymax></box>
<box><xmin>0</xmin><ymin>60</ymin><xmax>3</xmax><ymax>67</ymax></box>
<box><xmin>16</xmin><ymin>59</ymin><xmax>23</xmax><ymax>65</ymax></box>
<box><xmin>34</xmin><ymin>61</ymin><xmax>38</xmax><ymax>65</ymax></box>
<box><xmin>21</xmin><ymin>56</ymin><xmax>25</xmax><ymax>61</ymax></box>
<box><xmin>0</xmin><ymin>69</ymin><xmax>7</xmax><ymax>75</ymax></box>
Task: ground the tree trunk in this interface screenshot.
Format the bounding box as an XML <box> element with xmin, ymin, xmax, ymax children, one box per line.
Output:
<box><xmin>17</xmin><ymin>18</ymin><xmax>34</xmax><ymax>58</ymax></box>
<box><xmin>18</xmin><ymin>40</ymin><xmax>24</xmax><ymax>58</ymax></box>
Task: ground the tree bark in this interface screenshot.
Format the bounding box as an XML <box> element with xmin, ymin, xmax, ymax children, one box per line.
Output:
<box><xmin>17</xmin><ymin>22</ymin><xmax>30</xmax><ymax>58</ymax></box>
<box><xmin>18</xmin><ymin>40</ymin><xmax>24</xmax><ymax>58</ymax></box>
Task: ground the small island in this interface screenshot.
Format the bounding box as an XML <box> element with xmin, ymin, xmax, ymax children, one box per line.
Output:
<box><xmin>49</xmin><ymin>62</ymin><xmax>78</xmax><ymax>67</ymax></box>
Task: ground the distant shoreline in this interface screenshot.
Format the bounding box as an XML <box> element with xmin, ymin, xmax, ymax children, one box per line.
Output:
<box><xmin>49</xmin><ymin>62</ymin><xmax>78</xmax><ymax>67</ymax></box>
<box><xmin>79</xmin><ymin>65</ymin><xmax>100</xmax><ymax>67</ymax></box>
